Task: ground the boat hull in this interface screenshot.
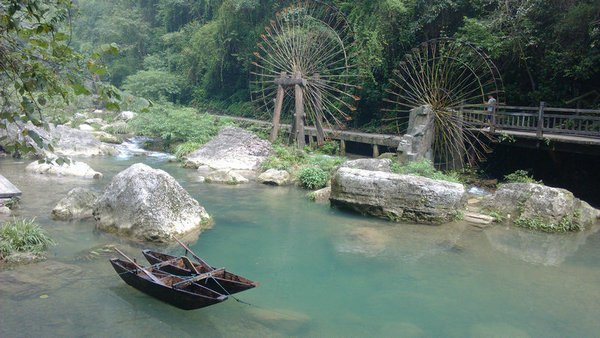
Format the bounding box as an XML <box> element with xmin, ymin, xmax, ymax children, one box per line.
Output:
<box><xmin>110</xmin><ymin>258</ymin><xmax>227</xmax><ymax>310</ymax></box>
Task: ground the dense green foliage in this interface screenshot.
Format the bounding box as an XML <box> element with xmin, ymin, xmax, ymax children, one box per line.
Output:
<box><xmin>68</xmin><ymin>0</ymin><xmax>600</xmax><ymax>130</ymax></box>
<box><xmin>128</xmin><ymin>103</ymin><xmax>235</xmax><ymax>149</ymax></box>
<box><xmin>297</xmin><ymin>167</ymin><xmax>329</xmax><ymax>190</ymax></box>
<box><xmin>0</xmin><ymin>218</ymin><xmax>55</xmax><ymax>260</ymax></box>
<box><xmin>0</xmin><ymin>0</ymin><xmax>123</xmax><ymax>154</ymax></box>
<box><xmin>391</xmin><ymin>159</ymin><xmax>461</xmax><ymax>183</ymax></box>
<box><xmin>503</xmin><ymin>170</ymin><xmax>543</xmax><ymax>184</ymax></box>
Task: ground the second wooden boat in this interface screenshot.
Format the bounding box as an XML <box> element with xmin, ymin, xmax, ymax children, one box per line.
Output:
<box><xmin>142</xmin><ymin>249</ymin><xmax>259</xmax><ymax>295</ymax></box>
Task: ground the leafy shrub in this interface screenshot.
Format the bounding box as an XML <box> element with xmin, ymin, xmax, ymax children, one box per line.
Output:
<box><xmin>306</xmin><ymin>154</ymin><xmax>346</xmax><ymax>172</ymax></box>
<box><xmin>128</xmin><ymin>103</ymin><xmax>236</xmax><ymax>149</ymax></box>
<box><xmin>503</xmin><ymin>170</ymin><xmax>542</xmax><ymax>184</ymax></box>
<box><xmin>0</xmin><ymin>218</ymin><xmax>55</xmax><ymax>259</ymax></box>
<box><xmin>317</xmin><ymin>140</ymin><xmax>339</xmax><ymax>155</ymax></box>
<box><xmin>297</xmin><ymin>166</ymin><xmax>329</xmax><ymax>190</ymax></box>
<box><xmin>390</xmin><ymin>159</ymin><xmax>461</xmax><ymax>183</ymax></box>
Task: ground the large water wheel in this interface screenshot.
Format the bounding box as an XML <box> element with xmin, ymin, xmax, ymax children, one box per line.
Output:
<box><xmin>250</xmin><ymin>0</ymin><xmax>361</xmax><ymax>148</ymax></box>
<box><xmin>384</xmin><ymin>37</ymin><xmax>505</xmax><ymax>169</ymax></box>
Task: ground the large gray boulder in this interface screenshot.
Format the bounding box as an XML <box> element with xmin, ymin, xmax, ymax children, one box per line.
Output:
<box><xmin>50</xmin><ymin>124</ymin><xmax>115</xmax><ymax>157</ymax></box>
<box><xmin>330</xmin><ymin>167</ymin><xmax>466</xmax><ymax>224</ymax></box>
<box><xmin>93</xmin><ymin>163</ymin><xmax>212</xmax><ymax>242</ymax></box>
<box><xmin>25</xmin><ymin>157</ymin><xmax>102</xmax><ymax>179</ymax></box>
<box><xmin>51</xmin><ymin>187</ymin><xmax>98</xmax><ymax>220</ymax></box>
<box><xmin>185</xmin><ymin>126</ymin><xmax>272</xmax><ymax>171</ymax></box>
<box><xmin>482</xmin><ymin>183</ymin><xmax>599</xmax><ymax>231</ymax></box>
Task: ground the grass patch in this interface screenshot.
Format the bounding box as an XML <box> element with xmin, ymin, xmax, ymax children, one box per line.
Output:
<box><xmin>0</xmin><ymin>218</ymin><xmax>55</xmax><ymax>260</ymax></box>
<box><xmin>390</xmin><ymin>159</ymin><xmax>461</xmax><ymax>184</ymax></box>
<box><xmin>513</xmin><ymin>216</ymin><xmax>582</xmax><ymax>232</ymax></box>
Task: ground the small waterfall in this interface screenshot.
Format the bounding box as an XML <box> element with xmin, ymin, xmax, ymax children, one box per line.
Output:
<box><xmin>114</xmin><ymin>137</ymin><xmax>175</xmax><ymax>160</ymax></box>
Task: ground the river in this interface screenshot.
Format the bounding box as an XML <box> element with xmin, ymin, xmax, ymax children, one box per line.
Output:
<box><xmin>0</xmin><ymin>142</ymin><xmax>599</xmax><ymax>337</ymax></box>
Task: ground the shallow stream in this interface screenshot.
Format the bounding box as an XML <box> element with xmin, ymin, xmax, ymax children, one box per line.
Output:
<box><xmin>0</xmin><ymin>144</ymin><xmax>599</xmax><ymax>337</ymax></box>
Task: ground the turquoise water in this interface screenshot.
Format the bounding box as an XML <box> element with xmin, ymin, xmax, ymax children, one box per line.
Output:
<box><xmin>1</xmin><ymin>153</ymin><xmax>599</xmax><ymax>337</ymax></box>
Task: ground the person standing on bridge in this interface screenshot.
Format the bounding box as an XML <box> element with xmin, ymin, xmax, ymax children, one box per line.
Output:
<box><xmin>485</xmin><ymin>94</ymin><xmax>496</xmax><ymax>130</ymax></box>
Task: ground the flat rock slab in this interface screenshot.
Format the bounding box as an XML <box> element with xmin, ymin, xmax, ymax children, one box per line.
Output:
<box><xmin>331</xmin><ymin>167</ymin><xmax>466</xmax><ymax>224</ymax></box>
<box><xmin>0</xmin><ymin>174</ymin><xmax>21</xmax><ymax>198</ymax></box>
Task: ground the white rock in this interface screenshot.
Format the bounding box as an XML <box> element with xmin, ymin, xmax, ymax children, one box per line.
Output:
<box><xmin>26</xmin><ymin>158</ymin><xmax>102</xmax><ymax>179</ymax></box>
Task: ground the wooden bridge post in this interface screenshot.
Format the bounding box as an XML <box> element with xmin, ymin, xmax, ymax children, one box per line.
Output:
<box><xmin>490</xmin><ymin>103</ymin><xmax>497</xmax><ymax>133</ymax></box>
<box><xmin>269</xmin><ymin>71</ymin><xmax>287</xmax><ymax>142</ymax></box>
<box><xmin>536</xmin><ymin>101</ymin><xmax>546</xmax><ymax>138</ymax></box>
<box><xmin>314</xmin><ymin>73</ymin><xmax>326</xmax><ymax>146</ymax></box>
<box><xmin>294</xmin><ymin>71</ymin><xmax>306</xmax><ymax>148</ymax></box>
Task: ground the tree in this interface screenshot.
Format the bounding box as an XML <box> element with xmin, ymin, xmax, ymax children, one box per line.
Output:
<box><xmin>0</xmin><ymin>0</ymin><xmax>120</xmax><ymax>154</ymax></box>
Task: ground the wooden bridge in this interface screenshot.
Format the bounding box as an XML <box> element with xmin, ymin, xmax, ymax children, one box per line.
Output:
<box><xmin>460</xmin><ymin>103</ymin><xmax>600</xmax><ymax>154</ymax></box>
<box><xmin>215</xmin><ymin>115</ymin><xmax>402</xmax><ymax>157</ymax></box>
<box><xmin>216</xmin><ymin>102</ymin><xmax>600</xmax><ymax>156</ymax></box>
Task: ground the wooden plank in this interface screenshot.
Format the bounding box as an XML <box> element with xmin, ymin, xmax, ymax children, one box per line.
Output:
<box><xmin>0</xmin><ymin>174</ymin><xmax>21</xmax><ymax>198</ymax></box>
<box><xmin>172</xmin><ymin>267</ymin><xmax>226</xmax><ymax>288</ymax></box>
<box><xmin>274</xmin><ymin>77</ymin><xmax>307</xmax><ymax>87</ymax></box>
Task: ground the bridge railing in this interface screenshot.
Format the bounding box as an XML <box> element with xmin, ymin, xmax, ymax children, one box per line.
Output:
<box><xmin>456</xmin><ymin>103</ymin><xmax>600</xmax><ymax>139</ymax></box>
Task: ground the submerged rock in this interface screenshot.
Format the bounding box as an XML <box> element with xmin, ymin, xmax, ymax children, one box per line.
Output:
<box><xmin>247</xmin><ymin>307</ymin><xmax>310</xmax><ymax>335</ymax></box>
<box><xmin>26</xmin><ymin>157</ymin><xmax>102</xmax><ymax>179</ymax></box>
<box><xmin>51</xmin><ymin>187</ymin><xmax>98</xmax><ymax>220</ymax></box>
<box><xmin>204</xmin><ymin>169</ymin><xmax>249</xmax><ymax>185</ymax></box>
<box><xmin>485</xmin><ymin>225</ymin><xmax>600</xmax><ymax>266</ymax></box>
<box><xmin>258</xmin><ymin>169</ymin><xmax>291</xmax><ymax>186</ymax></box>
<box><xmin>482</xmin><ymin>183</ymin><xmax>599</xmax><ymax>231</ymax></box>
<box><xmin>0</xmin><ymin>261</ymin><xmax>82</xmax><ymax>299</ymax></box>
<box><xmin>184</xmin><ymin>126</ymin><xmax>272</xmax><ymax>171</ymax></box>
<box><xmin>93</xmin><ymin>163</ymin><xmax>212</xmax><ymax>242</ymax></box>
<box><xmin>330</xmin><ymin>167</ymin><xmax>466</xmax><ymax>224</ymax></box>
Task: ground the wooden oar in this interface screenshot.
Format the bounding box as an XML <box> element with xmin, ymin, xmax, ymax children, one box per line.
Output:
<box><xmin>114</xmin><ymin>248</ymin><xmax>166</xmax><ymax>286</ymax></box>
<box><xmin>173</xmin><ymin>236</ymin><xmax>214</xmax><ymax>271</ymax></box>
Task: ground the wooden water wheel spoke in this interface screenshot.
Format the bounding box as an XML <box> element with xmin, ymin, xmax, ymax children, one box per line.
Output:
<box><xmin>385</xmin><ymin>37</ymin><xmax>506</xmax><ymax>169</ymax></box>
<box><xmin>250</xmin><ymin>0</ymin><xmax>359</xmax><ymax>147</ymax></box>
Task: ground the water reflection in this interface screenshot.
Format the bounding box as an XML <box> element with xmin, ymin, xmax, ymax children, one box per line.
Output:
<box><xmin>334</xmin><ymin>221</ymin><xmax>467</xmax><ymax>262</ymax></box>
<box><xmin>485</xmin><ymin>225</ymin><xmax>600</xmax><ymax>266</ymax></box>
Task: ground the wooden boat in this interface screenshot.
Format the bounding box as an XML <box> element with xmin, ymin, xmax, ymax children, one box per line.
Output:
<box><xmin>110</xmin><ymin>251</ymin><xmax>227</xmax><ymax>310</ymax></box>
<box><xmin>143</xmin><ymin>249</ymin><xmax>259</xmax><ymax>295</ymax></box>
